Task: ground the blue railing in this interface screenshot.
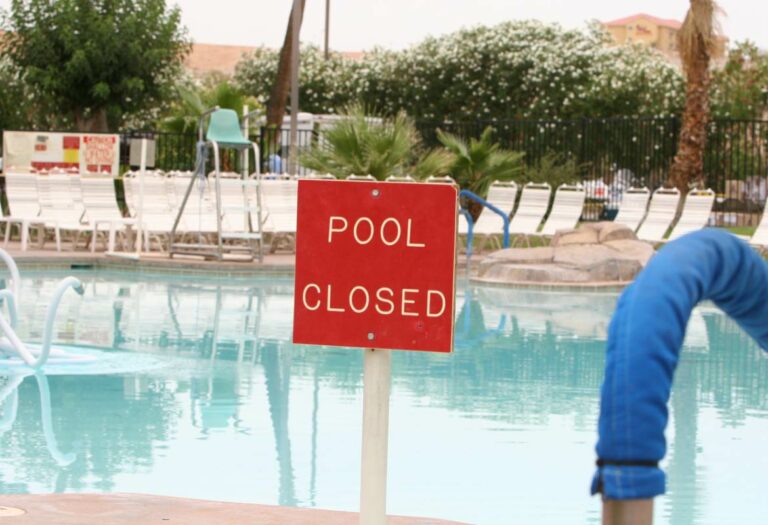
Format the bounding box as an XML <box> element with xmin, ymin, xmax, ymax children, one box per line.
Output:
<box><xmin>459</xmin><ymin>190</ymin><xmax>511</xmax><ymax>258</ymax></box>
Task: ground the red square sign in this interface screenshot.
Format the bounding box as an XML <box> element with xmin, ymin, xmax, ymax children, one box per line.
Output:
<box><xmin>293</xmin><ymin>179</ymin><xmax>458</xmax><ymax>353</ymax></box>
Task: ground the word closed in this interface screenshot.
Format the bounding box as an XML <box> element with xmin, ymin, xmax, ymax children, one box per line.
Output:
<box><xmin>293</xmin><ymin>179</ymin><xmax>458</xmax><ymax>353</ymax></box>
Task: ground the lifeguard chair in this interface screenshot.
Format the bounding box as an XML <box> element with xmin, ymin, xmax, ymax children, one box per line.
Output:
<box><xmin>169</xmin><ymin>108</ymin><xmax>263</xmax><ymax>261</ymax></box>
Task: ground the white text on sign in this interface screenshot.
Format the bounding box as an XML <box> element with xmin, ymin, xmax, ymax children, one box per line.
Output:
<box><xmin>301</xmin><ymin>284</ymin><xmax>446</xmax><ymax>317</ymax></box>
<box><xmin>327</xmin><ymin>217</ymin><xmax>425</xmax><ymax>247</ymax></box>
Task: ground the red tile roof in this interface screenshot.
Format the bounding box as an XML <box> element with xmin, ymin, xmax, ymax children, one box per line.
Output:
<box><xmin>185</xmin><ymin>42</ymin><xmax>365</xmax><ymax>77</ymax></box>
<box><xmin>604</xmin><ymin>13</ymin><xmax>683</xmax><ymax>30</ymax></box>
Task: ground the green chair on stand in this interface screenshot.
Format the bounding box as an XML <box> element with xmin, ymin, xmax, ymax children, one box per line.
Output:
<box><xmin>170</xmin><ymin>108</ymin><xmax>264</xmax><ymax>262</ymax></box>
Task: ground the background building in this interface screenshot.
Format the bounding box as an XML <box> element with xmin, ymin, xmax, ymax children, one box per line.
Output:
<box><xmin>603</xmin><ymin>13</ymin><xmax>727</xmax><ymax>67</ymax></box>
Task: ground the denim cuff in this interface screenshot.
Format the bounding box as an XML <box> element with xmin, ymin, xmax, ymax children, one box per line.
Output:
<box><xmin>591</xmin><ymin>466</ymin><xmax>665</xmax><ymax>499</ymax></box>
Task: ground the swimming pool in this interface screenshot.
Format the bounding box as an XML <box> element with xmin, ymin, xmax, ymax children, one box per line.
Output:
<box><xmin>1</xmin><ymin>269</ymin><xmax>767</xmax><ymax>524</ymax></box>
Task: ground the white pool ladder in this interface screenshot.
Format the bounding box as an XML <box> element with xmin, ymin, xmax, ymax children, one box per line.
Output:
<box><xmin>0</xmin><ymin>249</ymin><xmax>86</xmax><ymax>369</ymax></box>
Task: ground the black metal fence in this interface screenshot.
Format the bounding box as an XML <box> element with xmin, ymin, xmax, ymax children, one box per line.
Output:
<box><xmin>421</xmin><ymin>117</ymin><xmax>768</xmax><ymax>224</ymax></box>
<box><xmin>121</xmin><ymin>127</ymin><xmax>317</xmax><ymax>176</ymax></box>
<box><xmin>2</xmin><ymin>117</ymin><xmax>767</xmax><ymax>225</ymax></box>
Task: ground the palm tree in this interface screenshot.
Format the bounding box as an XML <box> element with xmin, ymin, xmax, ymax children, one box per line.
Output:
<box><xmin>266</xmin><ymin>0</ymin><xmax>307</xmax><ymax>131</ymax></box>
<box><xmin>668</xmin><ymin>0</ymin><xmax>722</xmax><ymax>192</ymax></box>
<box><xmin>301</xmin><ymin>105</ymin><xmax>452</xmax><ymax>180</ymax></box>
<box><xmin>437</xmin><ymin>127</ymin><xmax>525</xmax><ymax>221</ymax></box>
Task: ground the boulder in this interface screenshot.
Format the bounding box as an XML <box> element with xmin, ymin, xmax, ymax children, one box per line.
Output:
<box><xmin>604</xmin><ymin>240</ymin><xmax>655</xmax><ymax>267</ymax></box>
<box><xmin>479</xmin><ymin>263</ymin><xmax>592</xmax><ymax>284</ymax></box>
<box><xmin>551</xmin><ymin>228</ymin><xmax>599</xmax><ymax>247</ymax></box>
<box><xmin>597</xmin><ymin>222</ymin><xmax>637</xmax><ymax>243</ymax></box>
<box><xmin>479</xmin><ymin>246</ymin><xmax>554</xmax><ymax>267</ymax></box>
<box><xmin>472</xmin><ymin>221</ymin><xmax>656</xmax><ymax>287</ymax></box>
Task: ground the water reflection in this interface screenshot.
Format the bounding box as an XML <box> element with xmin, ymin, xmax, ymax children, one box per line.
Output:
<box><xmin>0</xmin><ymin>373</ymin><xmax>75</xmax><ymax>467</ymax></box>
<box><xmin>1</xmin><ymin>271</ymin><xmax>767</xmax><ymax>524</ymax></box>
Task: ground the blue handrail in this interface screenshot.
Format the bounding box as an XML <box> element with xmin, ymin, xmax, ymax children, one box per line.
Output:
<box><xmin>459</xmin><ymin>190</ymin><xmax>511</xmax><ymax>258</ymax></box>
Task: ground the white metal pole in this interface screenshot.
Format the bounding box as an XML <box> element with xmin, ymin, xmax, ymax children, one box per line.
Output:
<box><xmin>289</xmin><ymin>0</ymin><xmax>302</xmax><ymax>176</ymax></box>
<box><xmin>242</xmin><ymin>104</ymin><xmax>249</xmax><ymax>177</ymax></box>
<box><xmin>136</xmin><ymin>138</ymin><xmax>146</xmax><ymax>257</ymax></box>
<box><xmin>359</xmin><ymin>348</ymin><xmax>391</xmax><ymax>525</ymax></box>
<box><xmin>324</xmin><ymin>0</ymin><xmax>330</xmax><ymax>60</ymax></box>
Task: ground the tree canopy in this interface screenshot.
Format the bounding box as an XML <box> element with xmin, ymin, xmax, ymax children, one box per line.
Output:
<box><xmin>711</xmin><ymin>41</ymin><xmax>768</xmax><ymax>120</ymax></box>
<box><xmin>235</xmin><ymin>21</ymin><xmax>684</xmax><ymax>123</ymax></box>
<box><xmin>4</xmin><ymin>0</ymin><xmax>190</xmax><ymax>132</ymax></box>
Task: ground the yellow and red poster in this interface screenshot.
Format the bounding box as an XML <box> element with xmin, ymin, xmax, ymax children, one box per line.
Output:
<box><xmin>2</xmin><ymin>131</ymin><xmax>120</xmax><ymax>175</ymax></box>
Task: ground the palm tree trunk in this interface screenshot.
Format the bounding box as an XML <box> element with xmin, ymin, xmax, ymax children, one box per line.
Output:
<box><xmin>266</xmin><ymin>0</ymin><xmax>307</xmax><ymax>154</ymax></box>
<box><xmin>74</xmin><ymin>108</ymin><xmax>109</xmax><ymax>132</ymax></box>
<box><xmin>669</xmin><ymin>53</ymin><xmax>710</xmax><ymax>192</ymax></box>
<box><xmin>668</xmin><ymin>0</ymin><xmax>719</xmax><ymax>193</ymax></box>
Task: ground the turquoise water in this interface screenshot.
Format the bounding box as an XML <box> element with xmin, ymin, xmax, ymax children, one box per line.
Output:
<box><xmin>1</xmin><ymin>270</ymin><xmax>767</xmax><ymax>524</ymax></box>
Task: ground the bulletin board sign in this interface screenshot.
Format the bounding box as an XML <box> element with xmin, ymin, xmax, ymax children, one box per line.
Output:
<box><xmin>2</xmin><ymin>131</ymin><xmax>120</xmax><ymax>175</ymax></box>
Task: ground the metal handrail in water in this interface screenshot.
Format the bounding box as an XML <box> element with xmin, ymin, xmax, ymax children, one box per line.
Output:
<box><xmin>459</xmin><ymin>189</ymin><xmax>511</xmax><ymax>258</ymax></box>
<box><xmin>0</xmin><ymin>249</ymin><xmax>85</xmax><ymax>369</ymax></box>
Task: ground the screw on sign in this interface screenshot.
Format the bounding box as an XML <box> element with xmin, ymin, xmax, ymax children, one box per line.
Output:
<box><xmin>293</xmin><ymin>179</ymin><xmax>458</xmax><ymax>353</ymax></box>
<box><xmin>292</xmin><ymin>179</ymin><xmax>458</xmax><ymax>525</ymax></box>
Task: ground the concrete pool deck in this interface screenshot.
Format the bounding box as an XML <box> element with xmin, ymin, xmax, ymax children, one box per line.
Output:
<box><xmin>0</xmin><ymin>494</ymin><xmax>468</xmax><ymax>524</ymax></box>
<box><xmin>0</xmin><ymin>240</ymin><xmax>478</xmax><ymax>274</ymax></box>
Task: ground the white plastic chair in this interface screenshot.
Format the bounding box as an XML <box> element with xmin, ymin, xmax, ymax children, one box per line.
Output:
<box><xmin>636</xmin><ymin>187</ymin><xmax>681</xmax><ymax>243</ymax></box>
<box><xmin>260</xmin><ymin>178</ymin><xmax>299</xmax><ymax>252</ymax></box>
<box><xmin>459</xmin><ymin>181</ymin><xmax>518</xmax><ymax>238</ymax></box>
<box><xmin>123</xmin><ymin>171</ymin><xmax>178</xmax><ymax>252</ymax></box>
<box><xmin>36</xmin><ymin>174</ymin><xmax>93</xmax><ymax>250</ymax></box>
<box><xmin>2</xmin><ymin>172</ymin><xmax>47</xmax><ymax>251</ymax></box>
<box><xmin>666</xmin><ymin>188</ymin><xmax>715</xmax><ymax>241</ymax></box>
<box><xmin>80</xmin><ymin>175</ymin><xmax>136</xmax><ymax>252</ymax></box>
<box><xmin>613</xmin><ymin>187</ymin><xmax>651</xmax><ymax>232</ymax></box>
<box><xmin>540</xmin><ymin>183</ymin><xmax>586</xmax><ymax>236</ymax></box>
<box><xmin>508</xmin><ymin>182</ymin><xmax>552</xmax><ymax>235</ymax></box>
<box><xmin>748</xmin><ymin>198</ymin><xmax>768</xmax><ymax>249</ymax></box>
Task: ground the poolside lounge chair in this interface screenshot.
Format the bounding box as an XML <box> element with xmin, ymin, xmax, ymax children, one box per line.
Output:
<box><xmin>123</xmin><ymin>171</ymin><xmax>178</xmax><ymax>252</ymax></box>
<box><xmin>2</xmin><ymin>172</ymin><xmax>48</xmax><ymax>251</ymax></box>
<box><xmin>36</xmin><ymin>174</ymin><xmax>93</xmax><ymax>250</ymax></box>
<box><xmin>508</xmin><ymin>182</ymin><xmax>552</xmax><ymax>236</ymax></box>
<box><xmin>80</xmin><ymin>175</ymin><xmax>136</xmax><ymax>252</ymax></box>
<box><xmin>612</xmin><ymin>187</ymin><xmax>651</xmax><ymax>232</ymax></box>
<box><xmin>666</xmin><ymin>188</ymin><xmax>715</xmax><ymax>241</ymax></box>
<box><xmin>458</xmin><ymin>181</ymin><xmax>517</xmax><ymax>235</ymax></box>
<box><xmin>425</xmin><ymin>176</ymin><xmax>457</xmax><ymax>185</ymax></box>
<box><xmin>635</xmin><ymin>187</ymin><xmax>681</xmax><ymax>243</ymax></box>
<box><xmin>540</xmin><ymin>183</ymin><xmax>586</xmax><ymax>236</ymax></box>
<box><xmin>385</xmin><ymin>175</ymin><xmax>416</xmax><ymax>183</ymax></box>
<box><xmin>747</xmin><ymin>199</ymin><xmax>768</xmax><ymax>250</ymax></box>
<box><xmin>260</xmin><ymin>177</ymin><xmax>298</xmax><ymax>252</ymax></box>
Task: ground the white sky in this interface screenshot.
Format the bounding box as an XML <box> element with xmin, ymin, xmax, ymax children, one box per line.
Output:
<box><xmin>1</xmin><ymin>0</ymin><xmax>766</xmax><ymax>51</ymax></box>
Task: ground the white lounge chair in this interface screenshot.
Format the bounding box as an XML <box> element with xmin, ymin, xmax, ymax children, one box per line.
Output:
<box><xmin>458</xmin><ymin>181</ymin><xmax>518</xmax><ymax>242</ymax></box>
<box><xmin>260</xmin><ymin>178</ymin><xmax>298</xmax><ymax>252</ymax></box>
<box><xmin>80</xmin><ymin>175</ymin><xmax>136</xmax><ymax>253</ymax></box>
<box><xmin>666</xmin><ymin>188</ymin><xmax>715</xmax><ymax>241</ymax></box>
<box><xmin>540</xmin><ymin>183</ymin><xmax>586</xmax><ymax>236</ymax></box>
<box><xmin>636</xmin><ymin>187</ymin><xmax>681</xmax><ymax>243</ymax></box>
<box><xmin>36</xmin><ymin>174</ymin><xmax>93</xmax><ymax>250</ymax></box>
<box><xmin>2</xmin><ymin>172</ymin><xmax>48</xmax><ymax>251</ymax></box>
<box><xmin>508</xmin><ymin>182</ymin><xmax>552</xmax><ymax>236</ymax></box>
<box><xmin>613</xmin><ymin>187</ymin><xmax>651</xmax><ymax>232</ymax></box>
<box><xmin>748</xmin><ymin>199</ymin><xmax>768</xmax><ymax>250</ymax></box>
<box><xmin>123</xmin><ymin>171</ymin><xmax>178</xmax><ymax>251</ymax></box>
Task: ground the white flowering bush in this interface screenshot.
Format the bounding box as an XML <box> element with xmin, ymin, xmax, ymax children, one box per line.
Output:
<box><xmin>234</xmin><ymin>21</ymin><xmax>684</xmax><ymax>122</ymax></box>
<box><xmin>235</xmin><ymin>44</ymin><xmax>359</xmax><ymax>115</ymax></box>
<box><xmin>356</xmin><ymin>21</ymin><xmax>684</xmax><ymax>121</ymax></box>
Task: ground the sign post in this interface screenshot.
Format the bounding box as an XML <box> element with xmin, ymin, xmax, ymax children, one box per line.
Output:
<box><xmin>360</xmin><ymin>347</ymin><xmax>391</xmax><ymax>525</ymax></box>
<box><xmin>293</xmin><ymin>179</ymin><xmax>458</xmax><ymax>524</ymax></box>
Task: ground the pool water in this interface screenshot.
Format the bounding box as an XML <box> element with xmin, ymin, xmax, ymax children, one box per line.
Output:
<box><xmin>1</xmin><ymin>269</ymin><xmax>767</xmax><ymax>524</ymax></box>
